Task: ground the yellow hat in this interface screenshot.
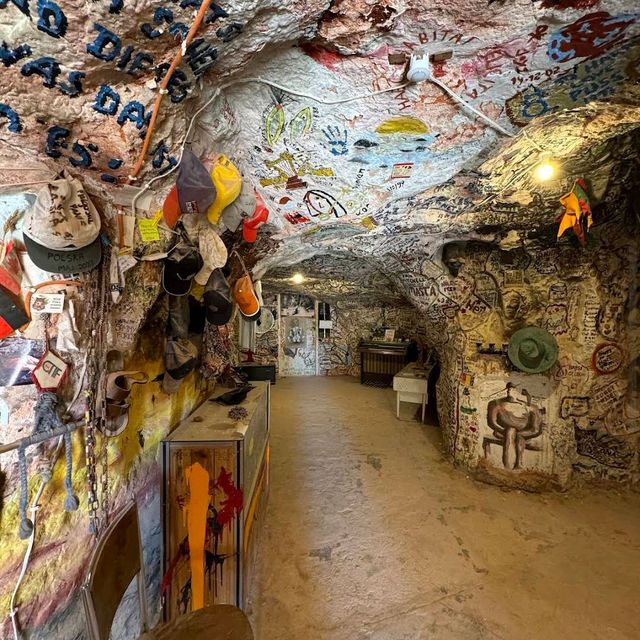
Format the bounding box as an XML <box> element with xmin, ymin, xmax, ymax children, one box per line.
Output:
<box><xmin>207</xmin><ymin>155</ymin><xmax>242</xmax><ymax>224</ymax></box>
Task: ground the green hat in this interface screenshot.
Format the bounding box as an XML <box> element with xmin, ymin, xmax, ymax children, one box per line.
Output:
<box><xmin>507</xmin><ymin>327</ymin><xmax>558</xmax><ymax>374</ymax></box>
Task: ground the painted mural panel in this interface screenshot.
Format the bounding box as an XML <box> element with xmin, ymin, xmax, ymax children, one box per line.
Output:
<box><xmin>281</xmin><ymin>315</ymin><xmax>316</xmax><ymax>376</ymax></box>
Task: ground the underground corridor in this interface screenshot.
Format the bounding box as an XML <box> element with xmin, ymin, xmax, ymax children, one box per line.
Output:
<box><xmin>0</xmin><ymin>1</ymin><xmax>639</xmax><ymax>640</ymax></box>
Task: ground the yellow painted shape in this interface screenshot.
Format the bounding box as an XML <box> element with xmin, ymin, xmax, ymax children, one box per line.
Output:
<box><xmin>375</xmin><ymin>116</ymin><xmax>430</xmax><ymax>135</ymax></box>
<box><xmin>184</xmin><ymin>461</ymin><xmax>210</xmax><ymax>611</ymax></box>
<box><xmin>265</xmin><ymin>104</ymin><xmax>284</xmax><ymax>145</ymax></box>
<box><xmin>290</xmin><ymin>107</ymin><xmax>312</xmax><ymax>138</ymax></box>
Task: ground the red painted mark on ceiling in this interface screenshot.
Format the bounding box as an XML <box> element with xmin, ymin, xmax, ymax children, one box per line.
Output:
<box><xmin>547</xmin><ymin>12</ymin><xmax>636</xmax><ymax>62</ymax></box>
<box><xmin>301</xmin><ymin>43</ymin><xmax>344</xmax><ymax>71</ymax></box>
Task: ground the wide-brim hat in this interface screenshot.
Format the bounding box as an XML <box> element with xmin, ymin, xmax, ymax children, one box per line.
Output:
<box><xmin>508</xmin><ymin>326</ymin><xmax>558</xmax><ymax>374</ymax></box>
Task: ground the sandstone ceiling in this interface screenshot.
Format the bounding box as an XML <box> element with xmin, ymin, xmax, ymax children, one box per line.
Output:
<box><xmin>1</xmin><ymin>0</ymin><xmax>639</xmax><ymax>307</ymax></box>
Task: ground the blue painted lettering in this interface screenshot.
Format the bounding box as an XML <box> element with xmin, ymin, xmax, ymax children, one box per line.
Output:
<box><xmin>117</xmin><ymin>100</ymin><xmax>149</xmax><ymax>129</ymax></box>
<box><xmin>206</xmin><ymin>3</ymin><xmax>228</xmax><ymax>23</ymax></box>
<box><xmin>128</xmin><ymin>51</ymin><xmax>154</xmax><ymax>76</ymax></box>
<box><xmin>37</xmin><ymin>0</ymin><xmax>68</xmax><ymax>39</ymax></box>
<box><xmin>155</xmin><ymin>63</ymin><xmax>189</xmax><ymax>103</ymax></box>
<box><xmin>152</xmin><ymin>140</ymin><xmax>178</xmax><ymax>171</ymax></box>
<box><xmin>141</xmin><ymin>7</ymin><xmax>173</xmax><ymax>39</ymax></box>
<box><xmin>0</xmin><ymin>0</ymin><xmax>30</xmax><ymax>18</ymax></box>
<box><xmin>0</xmin><ymin>103</ymin><xmax>22</xmax><ymax>133</ymax></box>
<box><xmin>46</xmin><ymin>126</ymin><xmax>70</xmax><ymax>157</ymax></box>
<box><xmin>87</xmin><ymin>23</ymin><xmax>121</xmax><ymax>61</ymax></box>
<box><xmin>21</xmin><ymin>56</ymin><xmax>60</xmax><ymax>88</ymax></box>
<box><xmin>58</xmin><ymin>70</ymin><xmax>85</xmax><ymax>97</ymax></box>
<box><xmin>216</xmin><ymin>22</ymin><xmax>242</xmax><ymax>43</ymax></box>
<box><xmin>0</xmin><ymin>42</ymin><xmax>31</xmax><ymax>67</ymax></box>
<box><xmin>187</xmin><ymin>38</ymin><xmax>217</xmax><ymax>76</ymax></box>
<box><xmin>93</xmin><ymin>84</ymin><xmax>120</xmax><ymax>115</ymax></box>
<box><xmin>70</xmin><ymin>141</ymin><xmax>92</xmax><ymax>167</ymax></box>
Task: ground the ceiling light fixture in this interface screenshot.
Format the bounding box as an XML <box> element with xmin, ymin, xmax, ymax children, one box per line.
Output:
<box><xmin>291</xmin><ymin>273</ymin><xmax>305</xmax><ymax>284</ymax></box>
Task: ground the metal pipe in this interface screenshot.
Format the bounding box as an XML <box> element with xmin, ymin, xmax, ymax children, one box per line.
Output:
<box><xmin>0</xmin><ymin>421</ymin><xmax>83</xmax><ymax>455</ymax></box>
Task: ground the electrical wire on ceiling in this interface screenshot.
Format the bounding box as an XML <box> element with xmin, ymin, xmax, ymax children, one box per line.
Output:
<box><xmin>131</xmin><ymin>72</ymin><xmax>516</xmax><ymax>216</ymax></box>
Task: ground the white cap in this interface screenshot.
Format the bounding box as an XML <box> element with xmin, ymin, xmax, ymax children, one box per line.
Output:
<box><xmin>194</xmin><ymin>222</ymin><xmax>228</xmax><ymax>286</ymax></box>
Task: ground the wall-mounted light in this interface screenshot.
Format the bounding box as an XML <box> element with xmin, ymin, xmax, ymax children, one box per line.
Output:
<box><xmin>291</xmin><ymin>273</ymin><xmax>305</xmax><ymax>284</ymax></box>
<box><xmin>533</xmin><ymin>153</ymin><xmax>556</xmax><ymax>182</ymax></box>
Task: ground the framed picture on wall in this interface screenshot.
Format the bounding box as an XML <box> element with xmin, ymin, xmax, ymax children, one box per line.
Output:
<box><xmin>384</xmin><ymin>329</ymin><xmax>396</xmax><ymax>342</ymax></box>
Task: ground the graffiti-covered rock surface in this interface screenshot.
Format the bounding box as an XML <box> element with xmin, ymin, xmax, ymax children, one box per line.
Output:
<box><xmin>1</xmin><ymin>0</ymin><xmax>640</xmax><ymax>636</ymax></box>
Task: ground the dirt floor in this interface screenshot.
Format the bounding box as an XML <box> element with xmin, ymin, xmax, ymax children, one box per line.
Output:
<box><xmin>246</xmin><ymin>376</ymin><xmax>640</xmax><ymax>640</ymax></box>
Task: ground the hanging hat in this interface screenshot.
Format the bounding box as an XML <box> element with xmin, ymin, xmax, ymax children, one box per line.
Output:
<box><xmin>207</xmin><ymin>155</ymin><xmax>242</xmax><ymax>225</ymax></box>
<box><xmin>178</xmin><ymin>149</ymin><xmax>217</xmax><ymax>215</ymax></box>
<box><xmin>242</xmin><ymin>192</ymin><xmax>269</xmax><ymax>243</ymax></box>
<box><xmin>233</xmin><ymin>274</ymin><xmax>260</xmax><ymax>320</ymax></box>
<box><xmin>507</xmin><ymin>327</ymin><xmax>559</xmax><ymax>374</ymax></box>
<box><xmin>162</xmin><ymin>184</ymin><xmax>181</xmax><ymax>229</ymax></box>
<box><xmin>221</xmin><ymin>180</ymin><xmax>257</xmax><ymax>232</ymax></box>
<box><xmin>23</xmin><ymin>173</ymin><xmax>102</xmax><ymax>274</ymax></box>
<box><xmin>162</xmin><ymin>337</ymin><xmax>198</xmax><ymax>394</ymax></box>
<box><xmin>162</xmin><ymin>231</ymin><xmax>204</xmax><ymax>297</ymax></box>
<box><xmin>203</xmin><ymin>269</ymin><xmax>233</xmax><ymax>325</ymax></box>
<box><xmin>194</xmin><ymin>224</ymin><xmax>228</xmax><ymax>286</ymax></box>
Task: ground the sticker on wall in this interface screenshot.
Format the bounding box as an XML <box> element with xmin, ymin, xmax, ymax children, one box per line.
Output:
<box><xmin>32</xmin><ymin>350</ymin><xmax>69</xmax><ymax>391</ymax></box>
<box><xmin>30</xmin><ymin>292</ymin><xmax>65</xmax><ymax>315</ymax></box>
<box><xmin>591</xmin><ymin>342</ymin><xmax>624</xmax><ymax>374</ymax></box>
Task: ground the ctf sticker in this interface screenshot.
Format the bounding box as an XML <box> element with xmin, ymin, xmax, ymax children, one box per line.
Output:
<box><xmin>32</xmin><ymin>350</ymin><xmax>69</xmax><ymax>391</ymax></box>
<box><xmin>592</xmin><ymin>342</ymin><xmax>624</xmax><ymax>375</ymax></box>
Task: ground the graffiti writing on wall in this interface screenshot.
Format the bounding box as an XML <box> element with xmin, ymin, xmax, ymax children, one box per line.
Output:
<box><xmin>547</xmin><ymin>12</ymin><xmax>636</xmax><ymax>63</ymax></box>
<box><xmin>506</xmin><ymin>38</ymin><xmax>640</xmax><ymax>126</ymax></box>
<box><xmin>0</xmin><ymin>0</ymin><xmax>243</xmax><ymax>180</ymax></box>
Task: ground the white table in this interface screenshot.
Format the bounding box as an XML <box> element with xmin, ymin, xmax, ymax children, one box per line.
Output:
<box><xmin>393</xmin><ymin>363</ymin><xmax>433</xmax><ymax>422</ymax></box>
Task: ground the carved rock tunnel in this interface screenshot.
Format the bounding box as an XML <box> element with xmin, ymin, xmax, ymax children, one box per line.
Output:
<box><xmin>0</xmin><ymin>0</ymin><xmax>639</xmax><ymax>638</ymax></box>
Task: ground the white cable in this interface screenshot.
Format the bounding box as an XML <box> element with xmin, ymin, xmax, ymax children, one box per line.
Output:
<box><xmin>429</xmin><ymin>77</ymin><xmax>515</xmax><ymax>138</ymax></box>
<box><xmin>8</xmin><ymin>357</ymin><xmax>87</xmax><ymax>640</ymax></box>
<box><xmin>9</xmin><ymin>438</ymin><xmax>64</xmax><ymax>640</ymax></box>
<box><xmin>243</xmin><ymin>76</ymin><xmax>411</xmax><ymax>105</ymax></box>
<box><xmin>130</xmin><ymin>77</ymin><xmax>412</xmax><ymax>216</ymax></box>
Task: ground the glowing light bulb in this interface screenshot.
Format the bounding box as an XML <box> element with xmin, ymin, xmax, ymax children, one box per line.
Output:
<box><xmin>291</xmin><ymin>273</ymin><xmax>305</xmax><ymax>284</ymax></box>
<box><xmin>534</xmin><ymin>160</ymin><xmax>555</xmax><ymax>182</ymax></box>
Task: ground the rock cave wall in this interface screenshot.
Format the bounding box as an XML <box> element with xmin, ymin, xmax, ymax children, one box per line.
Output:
<box><xmin>317</xmin><ymin>302</ymin><xmax>426</xmax><ymax>377</ymax></box>
<box><xmin>0</xmin><ymin>0</ymin><xmax>639</xmax><ymax>636</ymax></box>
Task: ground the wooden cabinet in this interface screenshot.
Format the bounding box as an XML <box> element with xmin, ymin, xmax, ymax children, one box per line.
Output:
<box><xmin>161</xmin><ymin>382</ymin><xmax>270</xmax><ymax>620</ymax></box>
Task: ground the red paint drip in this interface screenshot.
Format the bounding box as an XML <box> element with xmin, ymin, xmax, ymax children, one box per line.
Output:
<box><xmin>214</xmin><ymin>466</ymin><xmax>244</xmax><ymax>529</ymax></box>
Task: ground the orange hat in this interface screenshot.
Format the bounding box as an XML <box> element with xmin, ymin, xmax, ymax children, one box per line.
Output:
<box><xmin>233</xmin><ymin>274</ymin><xmax>260</xmax><ymax>319</ymax></box>
<box><xmin>163</xmin><ymin>185</ymin><xmax>181</xmax><ymax>229</ymax></box>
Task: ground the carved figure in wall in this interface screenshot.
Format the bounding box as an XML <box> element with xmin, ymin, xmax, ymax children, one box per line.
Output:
<box><xmin>484</xmin><ymin>383</ymin><xmax>545</xmax><ymax>470</ymax></box>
